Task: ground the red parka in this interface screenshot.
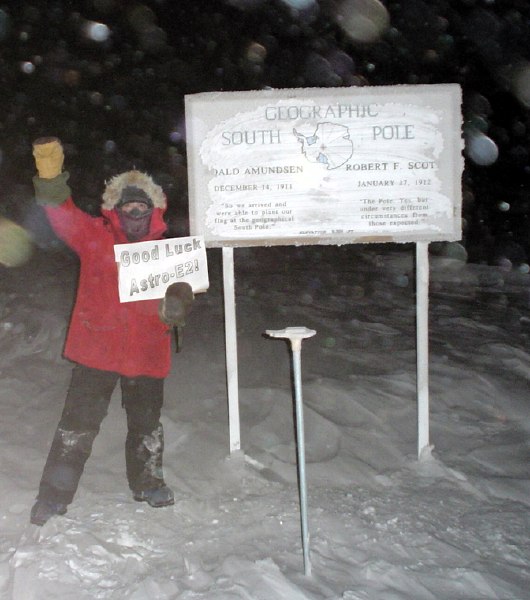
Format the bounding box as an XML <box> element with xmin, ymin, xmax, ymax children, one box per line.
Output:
<box><xmin>42</xmin><ymin>171</ymin><xmax>172</xmax><ymax>378</ymax></box>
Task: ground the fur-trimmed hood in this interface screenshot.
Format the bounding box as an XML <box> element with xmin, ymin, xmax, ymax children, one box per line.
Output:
<box><xmin>101</xmin><ymin>170</ymin><xmax>166</xmax><ymax>210</ymax></box>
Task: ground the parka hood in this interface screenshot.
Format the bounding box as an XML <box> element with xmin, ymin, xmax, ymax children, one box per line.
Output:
<box><xmin>101</xmin><ymin>170</ymin><xmax>167</xmax><ymax>243</ymax></box>
<box><xmin>101</xmin><ymin>170</ymin><xmax>166</xmax><ymax>211</ymax></box>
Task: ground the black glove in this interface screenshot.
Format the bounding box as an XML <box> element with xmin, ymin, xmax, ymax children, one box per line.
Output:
<box><xmin>158</xmin><ymin>282</ymin><xmax>195</xmax><ymax>326</ymax></box>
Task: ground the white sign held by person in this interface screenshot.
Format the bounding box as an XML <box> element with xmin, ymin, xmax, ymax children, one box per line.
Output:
<box><xmin>114</xmin><ymin>236</ymin><xmax>209</xmax><ymax>303</ymax></box>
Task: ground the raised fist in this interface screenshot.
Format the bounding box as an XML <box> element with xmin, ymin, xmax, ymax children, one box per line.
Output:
<box><xmin>32</xmin><ymin>137</ymin><xmax>64</xmax><ymax>179</ymax></box>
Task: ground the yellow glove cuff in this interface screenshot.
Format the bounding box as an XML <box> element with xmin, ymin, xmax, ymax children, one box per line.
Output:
<box><xmin>32</xmin><ymin>138</ymin><xmax>64</xmax><ymax>179</ymax></box>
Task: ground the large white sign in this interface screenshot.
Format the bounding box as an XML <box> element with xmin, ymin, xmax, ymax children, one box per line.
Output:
<box><xmin>185</xmin><ymin>84</ymin><xmax>463</xmax><ymax>247</ymax></box>
<box><xmin>114</xmin><ymin>236</ymin><xmax>209</xmax><ymax>303</ymax></box>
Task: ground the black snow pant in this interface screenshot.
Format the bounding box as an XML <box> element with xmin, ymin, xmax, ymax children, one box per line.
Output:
<box><xmin>37</xmin><ymin>364</ymin><xmax>166</xmax><ymax>506</ymax></box>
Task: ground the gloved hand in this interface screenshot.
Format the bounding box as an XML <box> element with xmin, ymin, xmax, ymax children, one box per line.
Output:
<box><xmin>158</xmin><ymin>282</ymin><xmax>195</xmax><ymax>326</ymax></box>
<box><xmin>32</xmin><ymin>137</ymin><xmax>64</xmax><ymax>179</ymax></box>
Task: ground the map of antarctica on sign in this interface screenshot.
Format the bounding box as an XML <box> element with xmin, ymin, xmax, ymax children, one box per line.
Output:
<box><xmin>294</xmin><ymin>122</ymin><xmax>353</xmax><ymax>170</ymax></box>
<box><xmin>185</xmin><ymin>85</ymin><xmax>463</xmax><ymax>247</ymax></box>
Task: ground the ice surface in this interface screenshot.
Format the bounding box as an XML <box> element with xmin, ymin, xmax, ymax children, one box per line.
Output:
<box><xmin>0</xmin><ymin>245</ymin><xmax>529</xmax><ymax>599</ymax></box>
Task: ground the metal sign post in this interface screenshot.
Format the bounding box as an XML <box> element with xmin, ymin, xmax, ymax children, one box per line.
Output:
<box><xmin>416</xmin><ymin>242</ymin><xmax>430</xmax><ymax>458</ymax></box>
<box><xmin>223</xmin><ymin>247</ymin><xmax>241</xmax><ymax>452</ymax></box>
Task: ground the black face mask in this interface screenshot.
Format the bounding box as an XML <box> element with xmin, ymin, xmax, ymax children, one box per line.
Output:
<box><xmin>117</xmin><ymin>207</ymin><xmax>153</xmax><ymax>242</ymax></box>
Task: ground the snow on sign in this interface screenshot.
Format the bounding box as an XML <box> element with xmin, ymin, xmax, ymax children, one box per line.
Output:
<box><xmin>185</xmin><ymin>84</ymin><xmax>463</xmax><ymax>247</ymax></box>
<box><xmin>114</xmin><ymin>236</ymin><xmax>209</xmax><ymax>303</ymax></box>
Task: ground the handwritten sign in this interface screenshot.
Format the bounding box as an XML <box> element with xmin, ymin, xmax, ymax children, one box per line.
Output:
<box><xmin>114</xmin><ymin>236</ymin><xmax>209</xmax><ymax>303</ymax></box>
<box><xmin>185</xmin><ymin>84</ymin><xmax>463</xmax><ymax>247</ymax></box>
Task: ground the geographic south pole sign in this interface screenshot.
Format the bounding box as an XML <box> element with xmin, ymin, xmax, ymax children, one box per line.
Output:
<box><xmin>185</xmin><ymin>84</ymin><xmax>463</xmax><ymax>458</ymax></box>
<box><xmin>185</xmin><ymin>84</ymin><xmax>463</xmax><ymax>247</ymax></box>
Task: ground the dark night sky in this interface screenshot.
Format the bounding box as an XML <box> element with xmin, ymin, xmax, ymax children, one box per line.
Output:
<box><xmin>0</xmin><ymin>0</ymin><xmax>529</xmax><ymax>264</ymax></box>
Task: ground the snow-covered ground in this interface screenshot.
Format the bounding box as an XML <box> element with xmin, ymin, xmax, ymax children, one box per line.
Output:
<box><xmin>0</xmin><ymin>242</ymin><xmax>529</xmax><ymax>599</ymax></box>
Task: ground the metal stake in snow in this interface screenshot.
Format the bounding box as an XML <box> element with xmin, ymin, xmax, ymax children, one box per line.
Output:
<box><xmin>265</xmin><ymin>326</ymin><xmax>316</xmax><ymax>577</ymax></box>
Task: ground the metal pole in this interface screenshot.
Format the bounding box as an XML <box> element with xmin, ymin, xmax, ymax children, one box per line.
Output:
<box><xmin>265</xmin><ymin>326</ymin><xmax>316</xmax><ymax>576</ymax></box>
<box><xmin>416</xmin><ymin>242</ymin><xmax>430</xmax><ymax>458</ymax></box>
<box><xmin>291</xmin><ymin>341</ymin><xmax>311</xmax><ymax>576</ymax></box>
<box><xmin>222</xmin><ymin>247</ymin><xmax>241</xmax><ymax>453</ymax></box>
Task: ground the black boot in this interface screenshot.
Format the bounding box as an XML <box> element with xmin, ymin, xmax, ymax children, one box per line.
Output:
<box><xmin>30</xmin><ymin>499</ymin><xmax>68</xmax><ymax>526</ymax></box>
<box><xmin>133</xmin><ymin>485</ymin><xmax>174</xmax><ymax>507</ymax></box>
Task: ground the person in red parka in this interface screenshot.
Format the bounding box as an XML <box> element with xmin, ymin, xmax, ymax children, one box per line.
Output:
<box><xmin>30</xmin><ymin>138</ymin><xmax>193</xmax><ymax>526</ymax></box>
